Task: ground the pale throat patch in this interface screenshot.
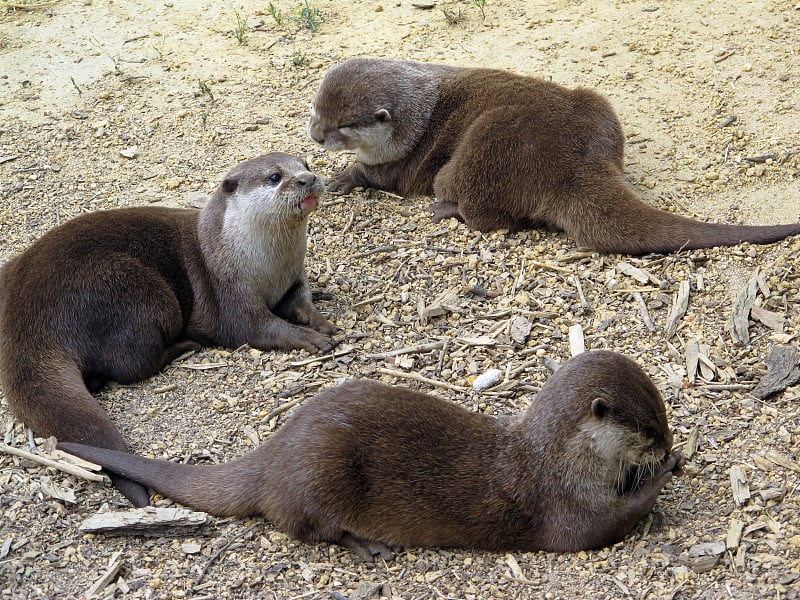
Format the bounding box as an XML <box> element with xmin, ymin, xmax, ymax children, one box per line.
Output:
<box><xmin>579</xmin><ymin>420</ymin><xmax>649</xmax><ymax>466</ymax></box>
<box><xmin>221</xmin><ymin>187</ymin><xmax>307</xmax><ymax>303</ymax></box>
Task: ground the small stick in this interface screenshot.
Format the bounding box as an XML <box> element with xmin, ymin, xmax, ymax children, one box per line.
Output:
<box><xmin>376</xmin><ymin>367</ymin><xmax>467</xmax><ymax>392</ymax></box>
<box><xmin>192</xmin><ymin>523</ymin><xmax>263</xmax><ymax>591</ymax></box>
<box><xmin>261</xmin><ymin>397</ymin><xmax>302</xmax><ymax>423</ymax></box>
<box><xmin>528</xmin><ymin>261</ymin><xmax>573</xmax><ymax>274</ymax></box>
<box><xmin>633</xmin><ymin>292</ymin><xmax>656</xmax><ymax>331</ymax></box>
<box><xmin>287</xmin><ymin>346</ymin><xmax>353</xmax><ymax>367</ymax></box>
<box><xmin>571</xmin><ymin>275</ymin><xmax>592</xmax><ymax>313</ymax></box>
<box><xmin>366</xmin><ymin>340</ymin><xmax>447</xmax><ymax>359</ymax></box>
<box><xmin>353</xmin><ymin>245</ymin><xmax>396</xmax><ymax>259</ymax></box>
<box><xmin>84</xmin><ymin>550</ymin><xmax>123</xmax><ymax>599</ymax></box>
<box><xmin>0</xmin><ymin>443</ymin><xmax>105</xmax><ymax>482</ymax></box>
<box><xmin>153</xmin><ymin>383</ymin><xmax>178</xmax><ymax>394</ymax></box>
<box><xmin>351</xmin><ymin>294</ymin><xmax>385</xmax><ymax>309</ymax></box>
<box><xmin>341</xmin><ymin>209</ymin><xmax>356</xmax><ymax>234</ymax></box>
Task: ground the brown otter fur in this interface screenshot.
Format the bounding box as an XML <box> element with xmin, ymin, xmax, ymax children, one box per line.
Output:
<box><xmin>59</xmin><ymin>351</ymin><xmax>683</xmax><ymax>559</ymax></box>
<box><xmin>307</xmin><ymin>58</ymin><xmax>800</xmax><ymax>254</ymax></box>
<box><xmin>0</xmin><ymin>153</ymin><xmax>336</xmax><ymax>507</ymax></box>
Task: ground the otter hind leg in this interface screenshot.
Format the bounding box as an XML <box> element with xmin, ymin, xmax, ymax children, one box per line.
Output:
<box><xmin>429</xmin><ymin>200</ymin><xmax>464</xmax><ymax>224</ymax></box>
<box><xmin>339</xmin><ymin>532</ymin><xmax>398</xmax><ymax>561</ymax></box>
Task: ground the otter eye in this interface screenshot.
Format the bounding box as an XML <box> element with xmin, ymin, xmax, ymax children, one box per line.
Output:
<box><xmin>643</xmin><ymin>426</ymin><xmax>657</xmax><ymax>439</ymax></box>
<box><xmin>266</xmin><ymin>173</ymin><xmax>282</xmax><ymax>185</ymax></box>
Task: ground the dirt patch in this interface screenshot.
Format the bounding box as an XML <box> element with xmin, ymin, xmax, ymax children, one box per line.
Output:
<box><xmin>1</xmin><ymin>1</ymin><xmax>799</xmax><ymax>598</ymax></box>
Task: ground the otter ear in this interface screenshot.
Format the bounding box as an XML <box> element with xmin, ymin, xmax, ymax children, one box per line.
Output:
<box><xmin>375</xmin><ymin>108</ymin><xmax>392</xmax><ymax>123</ymax></box>
<box><xmin>222</xmin><ymin>177</ymin><xmax>238</xmax><ymax>194</ymax></box>
<box><xmin>591</xmin><ymin>397</ymin><xmax>609</xmax><ymax>419</ymax></box>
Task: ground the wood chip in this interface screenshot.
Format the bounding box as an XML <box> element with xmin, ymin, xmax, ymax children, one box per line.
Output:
<box><xmin>685</xmin><ymin>338</ymin><xmax>699</xmax><ymax>384</ymax></box>
<box><xmin>730</xmin><ymin>268</ymin><xmax>759</xmax><ymax>345</ymax></box>
<box><xmin>685</xmin><ymin>426</ymin><xmax>700</xmax><ymax>460</ymax></box>
<box><xmin>726</xmin><ymin>519</ymin><xmax>744</xmax><ymax>550</ymax></box>
<box><xmin>419</xmin><ymin>289</ymin><xmax>460</xmax><ymax>318</ymax></box>
<box><xmin>79</xmin><ymin>507</ymin><xmax>209</xmax><ymax>533</ymax></box>
<box><xmin>617</xmin><ymin>261</ymin><xmax>649</xmax><ymax>283</ymax></box>
<box><xmin>729</xmin><ymin>465</ymin><xmax>750</xmax><ymax>506</ymax></box>
<box><xmin>750</xmin><ymin>305</ymin><xmax>785</xmax><ymax>332</ymax></box>
<box><xmin>697</xmin><ymin>343</ymin><xmax>716</xmax><ymax>381</ymax></box>
<box><xmin>750</xmin><ymin>344</ymin><xmax>800</xmax><ymax>399</ymax></box>
<box><xmin>665</xmin><ymin>280</ymin><xmax>690</xmax><ymax>340</ymax></box>
<box><xmin>510</xmin><ymin>316</ymin><xmax>533</xmax><ymax>344</ymax></box>
<box><xmin>84</xmin><ymin>550</ymin><xmax>123</xmax><ymax>599</ymax></box>
<box><xmin>764</xmin><ymin>450</ymin><xmax>800</xmax><ymax>473</ymax></box>
<box><xmin>568</xmin><ymin>324</ymin><xmax>585</xmax><ymax>356</ymax></box>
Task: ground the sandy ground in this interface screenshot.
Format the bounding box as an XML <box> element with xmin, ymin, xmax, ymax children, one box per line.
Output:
<box><xmin>1</xmin><ymin>1</ymin><xmax>799</xmax><ymax>598</ymax></box>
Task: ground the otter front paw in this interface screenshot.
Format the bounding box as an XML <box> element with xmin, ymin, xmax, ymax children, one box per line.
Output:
<box><xmin>292</xmin><ymin>329</ymin><xmax>338</xmax><ymax>353</ymax></box>
<box><xmin>325</xmin><ymin>164</ymin><xmax>368</xmax><ymax>194</ymax></box>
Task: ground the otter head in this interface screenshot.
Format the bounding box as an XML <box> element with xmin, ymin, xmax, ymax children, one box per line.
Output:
<box><xmin>216</xmin><ymin>152</ymin><xmax>324</xmax><ymax>228</ymax></box>
<box><xmin>308</xmin><ymin>58</ymin><xmax>441</xmax><ymax>165</ymax></box>
<box><xmin>527</xmin><ymin>351</ymin><xmax>674</xmax><ymax>493</ymax></box>
<box><xmin>573</xmin><ymin>352</ymin><xmax>673</xmax><ymax>493</ymax></box>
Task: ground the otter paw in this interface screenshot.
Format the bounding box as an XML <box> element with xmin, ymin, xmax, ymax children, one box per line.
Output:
<box><xmin>429</xmin><ymin>200</ymin><xmax>464</xmax><ymax>223</ymax></box>
<box><xmin>326</xmin><ymin>173</ymin><xmax>357</xmax><ymax>194</ymax></box>
<box><xmin>340</xmin><ymin>533</ymin><xmax>398</xmax><ymax>562</ymax></box>
<box><xmin>294</xmin><ymin>329</ymin><xmax>338</xmax><ymax>353</ymax></box>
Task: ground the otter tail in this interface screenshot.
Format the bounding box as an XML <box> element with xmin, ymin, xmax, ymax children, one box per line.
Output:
<box><xmin>1</xmin><ymin>350</ymin><xmax>150</xmax><ymax>508</ymax></box>
<box><xmin>57</xmin><ymin>442</ymin><xmax>265</xmax><ymax>517</ymax></box>
<box><xmin>565</xmin><ymin>163</ymin><xmax>800</xmax><ymax>254</ymax></box>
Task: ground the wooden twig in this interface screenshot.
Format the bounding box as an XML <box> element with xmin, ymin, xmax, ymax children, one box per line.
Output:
<box><xmin>287</xmin><ymin>346</ymin><xmax>352</xmax><ymax>367</ymax></box>
<box><xmin>366</xmin><ymin>340</ymin><xmax>447</xmax><ymax>359</ymax></box>
<box><xmin>84</xmin><ymin>550</ymin><xmax>123</xmax><ymax>599</ymax></box>
<box><xmin>376</xmin><ymin>367</ymin><xmax>467</xmax><ymax>392</ymax></box>
<box><xmin>192</xmin><ymin>523</ymin><xmax>263</xmax><ymax>591</ymax></box>
<box><xmin>261</xmin><ymin>397</ymin><xmax>302</xmax><ymax>423</ymax></box>
<box><xmin>1</xmin><ymin>443</ymin><xmax>105</xmax><ymax>482</ymax></box>
<box><xmin>528</xmin><ymin>261</ymin><xmax>573</xmax><ymax>274</ymax></box>
<box><xmin>571</xmin><ymin>275</ymin><xmax>592</xmax><ymax>313</ymax></box>
<box><xmin>633</xmin><ymin>291</ymin><xmax>656</xmax><ymax>331</ymax></box>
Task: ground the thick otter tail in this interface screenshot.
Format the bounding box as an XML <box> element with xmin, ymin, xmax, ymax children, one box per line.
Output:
<box><xmin>57</xmin><ymin>442</ymin><xmax>264</xmax><ymax>517</ymax></box>
<box><xmin>564</xmin><ymin>163</ymin><xmax>800</xmax><ymax>255</ymax></box>
<box><xmin>1</xmin><ymin>351</ymin><xmax>150</xmax><ymax>507</ymax></box>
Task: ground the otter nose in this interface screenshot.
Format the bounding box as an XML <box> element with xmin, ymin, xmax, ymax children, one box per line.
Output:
<box><xmin>296</xmin><ymin>173</ymin><xmax>317</xmax><ymax>188</ymax></box>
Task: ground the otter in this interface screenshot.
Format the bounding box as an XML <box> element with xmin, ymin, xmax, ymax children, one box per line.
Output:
<box><xmin>59</xmin><ymin>351</ymin><xmax>684</xmax><ymax>560</ymax></box>
<box><xmin>0</xmin><ymin>153</ymin><xmax>336</xmax><ymax>507</ymax></box>
<box><xmin>307</xmin><ymin>58</ymin><xmax>800</xmax><ymax>255</ymax></box>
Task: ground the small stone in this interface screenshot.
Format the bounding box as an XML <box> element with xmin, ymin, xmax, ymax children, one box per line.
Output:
<box><xmin>181</xmin><ymin>542</ymin><xmax>202</xmax><ymax>554</ymax></box>
<box><xmin>119</xmin><ymin>145</ymin><xmax>138</xmax><ymax>159</ymax></box>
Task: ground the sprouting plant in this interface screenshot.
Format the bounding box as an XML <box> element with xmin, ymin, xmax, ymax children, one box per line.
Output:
<box><xmin>197</xmin><ymin>80</ymin><xmax>215</xmax><ymax>103</ymax></box>
<box><xmin>268</xmin><ymin>2</ymin><xmax>283</xmax><ymax>25</ymax></box>
<box><xmin>472</xmin><ymin>0</ymin><xmax>486</xmax><ymax>20</ymax></box>
<box><xmin>296</xmin><ymin>0</ymin><xmax>323</xmax><ymax>32</ymax></box>
<box><xmin>89</xmin><ymin>37</ymin><xmax>124</xmax><ymax>75</ymax></box>
<box><xmin>292</xmin><ymin>49</ymin><xmax>307</xmax><ymax>67</ymax></box>
<box><xmin>70</xmin><ymin>77</ymin><xmax>82</xmax><ymax>97</ymax></box>
<box><xmin>233</xmin><ymin>8</ymin><xmax>247</xmax><ymax>44</ymax></box>
<box><xmin>441</xmin><ymin>6</ymin><xmax>464</xmax><ymax>26</ymax></box>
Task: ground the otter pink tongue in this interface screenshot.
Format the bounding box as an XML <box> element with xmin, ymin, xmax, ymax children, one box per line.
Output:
<box><xmin>300</xmin><ymin>194</ymin><xmax>318</xmax><ymax>210</ymax></box>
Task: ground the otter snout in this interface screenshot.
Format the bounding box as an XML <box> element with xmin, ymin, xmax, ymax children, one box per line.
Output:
<box><xmin>295</xmin><ymin>173</ymin><xmax>318</xmax><ymax>189</ymax></box>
